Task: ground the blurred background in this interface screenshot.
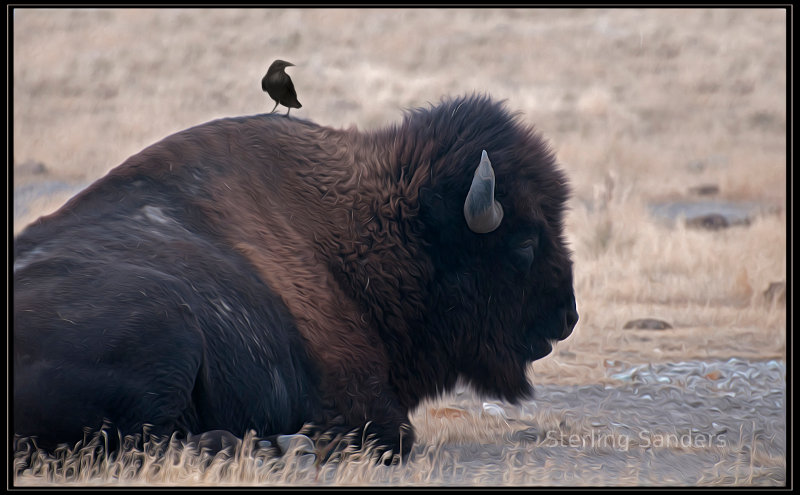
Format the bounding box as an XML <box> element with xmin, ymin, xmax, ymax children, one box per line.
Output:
<box><xmin>13</xmin><ymin>9</ymin><xmax>786</xmax><ymax>230</ymax></box>
<box><xmin>11</xmin><ymin>8</ymin><xmax>787</xmax><ymax>486</ymax></box>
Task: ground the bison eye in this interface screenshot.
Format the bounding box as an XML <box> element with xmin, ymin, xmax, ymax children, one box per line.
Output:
<box><xmin>512</xmin><ymin>238</ymin><xmax>537</xmax><ymax>272</ymax></box>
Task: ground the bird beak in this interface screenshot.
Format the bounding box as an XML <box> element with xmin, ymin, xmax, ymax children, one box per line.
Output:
<box><xmin>286</xmin><ymin>62</ymin><xmax>295</xmax><ymax>67</ymax></box>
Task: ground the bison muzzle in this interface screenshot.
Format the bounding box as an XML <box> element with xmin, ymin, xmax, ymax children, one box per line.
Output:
<box><xmin>13</xmin><ymin>94</ymin><xmax>578</xmax><ymax>460</ymax></box>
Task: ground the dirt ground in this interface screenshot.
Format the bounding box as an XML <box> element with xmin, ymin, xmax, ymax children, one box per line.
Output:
<box><xmin>11</xmin><ymin>7</ymin><xmax>787</xmax><ymax>487</ymax></box>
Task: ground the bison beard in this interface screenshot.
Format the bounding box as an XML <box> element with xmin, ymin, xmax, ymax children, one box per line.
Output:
<box><xmin>13</xmin><ymin>94</ymin><xmax>578</xmax><ymax>461</ymax></box>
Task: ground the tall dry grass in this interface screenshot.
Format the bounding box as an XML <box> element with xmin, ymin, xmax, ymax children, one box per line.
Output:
<box><xmin>15</xmin><ymin>374</ymin><xmax>785</xmax><ymax>486</ymax></box>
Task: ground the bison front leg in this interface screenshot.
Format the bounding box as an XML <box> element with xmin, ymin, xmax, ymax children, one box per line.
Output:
<box><xmin>231</xmin><ymin>239</ymin><xmax>414</xmax><ymax>460</ymax></box>
<box><xmin>360</xmin><ymin>417</ymin><xmax>415</xmax><ymax>464</ymax></box>
<box><xmin>355</xmin><ymin>399</ymin><xmax>415</xmax><ymax>463</ymax></box>
<box><xmin>310</xmin><ymin>371</ymin><xmax>414</xmax><ymax>463</ymax></box>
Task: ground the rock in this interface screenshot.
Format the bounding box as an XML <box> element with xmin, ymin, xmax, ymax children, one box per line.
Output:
<box><xmin>623</xmin><ymin>318</ymin><xmax>673</xmax><ymax>330</ymax></box>
<box><xmin>558</xmin><ymin>349</ymin><xmax>577</xmax><ymax>358</ymax></box>
<box><xmin>185</xmin><ymin>429</ymin><xmax>242</xmax><ymax>456</ymax></box>
<box><xmin>16</xmin><ymin>160</ymin><xmax>48</xmax><ymax>175</ymax></box>
<box><xmin>763</xmin><ymin>281</ymin><xmax>786</xmax><ymax>304</ymax></box>
<box><xmin>482</xmin><ymin>402</ymin><xmax>508</xmax><ymax>418</ymax></box>
<box><xmin>648</xmin><ymin>200</ymin><xmax>760</xmax><ymax>230</ymax></box>
<box><xmin>688</xmin><ymin>184</ymin><xmax>720</xmax><ymax>196</ymax></box>
<box><xmin>685</xmin><ymin>213</ymin><xmax>752</xmax><ymax>230</ymax></box>
<box><xmin>686</xmin><ymin>213</ymin><xmax>730</xmax><ymax>230</ymax></box>
<box><xmin>510</xmin><ymin>427</ymin><xmax>539</xmax><ymax>443</ymax></box>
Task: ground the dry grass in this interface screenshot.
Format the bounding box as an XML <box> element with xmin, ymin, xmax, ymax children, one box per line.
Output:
<box><xmin>11</xmin><ymin>7</ymin><xmax>787</xmax><ymax>487</ymax></box>
<box><xmin>15</xmin><ymin>375</ymin><xmax>786</xmax><ymax>486</ymax></box>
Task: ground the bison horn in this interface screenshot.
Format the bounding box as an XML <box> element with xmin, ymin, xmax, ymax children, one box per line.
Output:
<box><xmin>463</xmin><ymin>150</ymin><xmax>504</xmax><ymax>233</ymax></box>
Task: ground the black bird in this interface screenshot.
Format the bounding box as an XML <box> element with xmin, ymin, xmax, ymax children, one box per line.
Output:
<box><xmin>262</xmin><ymin>60</ymin><xmax>302</xmax><ymax>116</ymax></box>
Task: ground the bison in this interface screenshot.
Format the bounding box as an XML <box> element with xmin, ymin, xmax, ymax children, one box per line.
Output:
<box><xmin>13</xmin><ymin>94</ymin><xmax>578</xmax><ymax>460</ymax></box>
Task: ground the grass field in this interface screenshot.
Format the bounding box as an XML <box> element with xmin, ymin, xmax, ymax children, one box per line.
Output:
<box><xmin>11</xmin><ymin>7</ymin><xmax>787</xmax><ymax>486</ymax></box>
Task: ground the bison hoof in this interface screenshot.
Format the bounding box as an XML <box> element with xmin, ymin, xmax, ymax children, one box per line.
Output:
<box><xmin>185</xmin><ymin>429</ymin><xmax>242</xmax><ymax>457</ymax></box>
<box><xmin>276</xmin><ymin>434</ymin><xmax>316</xmax><ymax>455</ymax></box>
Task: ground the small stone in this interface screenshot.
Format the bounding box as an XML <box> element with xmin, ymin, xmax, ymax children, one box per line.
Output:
<box><xmin>688</xmin><ymin>184</ymin><xmax>720</xmax><ymax>196</ymax></box>
<box><xmin>482</xmin><ymin>402</ymin><xmax>508</xmax><ymax>418</ymax></box>
<box><xmin>686</xmin><ymin>213</ymin><xmax>730</xmax><ymax>230</ymax></box>
<box><xmin>186</xmin><ymin>429</ymin><xmax>241</xmax><ymax>455</ymax></box>
<box><xmin>763</xmin><ymin>281</ymin><xmax>786</xmax><ymax>304</ymax></box>
<box><xmin>17</xmin><ymin>160</ymin><xmax>48</xmax><ymax>175</ymax></box>
<box><xmin>510</xmin><ymin>427</ymin><xmax>539</xmax><ymax>443</ymax></box>
<box><xmin>623</xmin><ymin>318</ymin><xmax>673</xmax><ymax>330</ymax></box>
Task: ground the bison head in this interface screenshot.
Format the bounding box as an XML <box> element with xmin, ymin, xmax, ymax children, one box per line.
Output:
<box><xmin>408</xmin><ymin>95</ymin><xmax>578</xmax><ymax>404</ymax></box>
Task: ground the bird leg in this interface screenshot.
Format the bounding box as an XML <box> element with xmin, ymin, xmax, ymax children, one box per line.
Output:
<box><xmin>270</xmin><ymin>101</ymin><xmax>279</xmax><ymax>114</ymax></box>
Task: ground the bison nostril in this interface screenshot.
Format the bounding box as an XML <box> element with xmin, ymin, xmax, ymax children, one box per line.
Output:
<box><xmin>562</xmin><ymin>309</ymin><xmax>578</xmax><ymax>339</ymax></box>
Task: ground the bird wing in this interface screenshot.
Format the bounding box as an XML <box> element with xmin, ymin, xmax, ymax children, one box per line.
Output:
<box><xmin>285</xmin><ymin>76</ymin><xmax>298</xmax><ymax>101</ymax></box>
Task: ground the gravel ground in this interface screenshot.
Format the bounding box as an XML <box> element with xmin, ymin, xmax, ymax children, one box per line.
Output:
<box><xmin>396</xmin><ymin>358</ymin><xmax>787</xmax><ymax>486</ymax></box>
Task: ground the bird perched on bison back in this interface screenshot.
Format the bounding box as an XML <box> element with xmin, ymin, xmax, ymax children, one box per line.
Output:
<box><xmin>262</xmin><ymin>59</ymin><xmax>302</xmax><ymax>116</ymax></box>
